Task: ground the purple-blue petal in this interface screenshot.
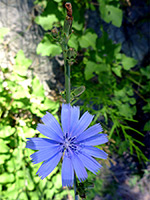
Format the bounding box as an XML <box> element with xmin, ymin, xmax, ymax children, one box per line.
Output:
<box><xmin>71</xmin><ymin>111</ymin><xmax>94</xmax><ymax>137</ymax></box>
<box><xmin>71</xmin><ymin>152</ymin><xmax>88</xmax><ymax>182</ymax></box>
<box><xmin>37</xmin><ymin>124</ymin><xmax>63</xmax><ymax>142</ymax></box>
<box><xmin>61</xmin><ymin>104</ymin><xmax>80</xmax><ymax>136</ymax></box>
<box><xmin>62</xmin><ymin>152</ymin><xmax>74</xmax><ymax>187</ymax></box>
<box><xmin>78</xmin><ymin>134</ymin><xmax>108</xmax><ymax>146</ymax></box>
<box><xmin>78</xmin><ymin>152</ymin><xmax>102</xmax><ymax>174</ymax></box>
<box><xmin>61</xmin><ymin>104</ymin><xmax>71</xmax><ymax>134</ymax></box>
<box><xmin>70</xmin><ymin>105</ymin><xmax>80</xmax><ymax>135</ymax></box>
<box><xmin>26</xmin><ymin>138</ymin><xmax>59</xmax><ymax>150</ymax></box>
<box><xmin>36</xmin><ymin>151</ymin><xmax>62</xmax><ymax>179</ymax></box>
<box><xmin>76</xmin><ymin>123</ymin><xmax>103</xmax><ymax>142</ymax></box>
<box><xmin>30</xmin><ymin>145</ymin><xmax>61</xmax><ymax>164</ymax></box>
<box><xmin>42</xmin><ymin>112</ymin><xmax>63</xmax><ymax>138</ymax></box>
<box><xmin>81</xmin><ymin>146</ymin><xmax>108</xmax><ymax>159</ymax></box>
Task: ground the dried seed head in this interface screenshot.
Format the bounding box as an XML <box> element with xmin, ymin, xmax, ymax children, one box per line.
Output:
<box><xmin>65</xmin><ymin>2</ymin><xmax>73</xmax><ymax>18</ymax></box>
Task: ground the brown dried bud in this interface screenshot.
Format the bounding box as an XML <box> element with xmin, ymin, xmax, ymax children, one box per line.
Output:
<box><xmin>65</xmin><ymin>3</ymin><xmax>73</xmax><ymax>18</ymax></box>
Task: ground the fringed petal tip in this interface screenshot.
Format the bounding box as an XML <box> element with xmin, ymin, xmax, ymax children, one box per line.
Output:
<box><xmin>62</xmin><ymin>179</ymin><xmax>74</xmax><ymax>187</ymax></box>
<box><xmin>25</xmin><ymin>138</ymin><xmax>35</xmax><ymax>149</ymax></box>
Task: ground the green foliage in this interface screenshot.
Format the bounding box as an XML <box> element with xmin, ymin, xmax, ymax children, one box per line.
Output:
<box><xmin>0</xmin><ymin>50</ymin><xmax>65</xmax><ymax>199</ymax></box>
<box><xmin>37</xmin><ymin>35</ymin><xmax>62</xmax><ymax>56</ymax></box>
<box><xmin>98</xmin><ymin>0</ymin><xmax>123</xmax><ymax>27</ymax></box>
<box><xmin>35</xmin><ymin>15</ymin><xmax>59</xmax><ymax>30</ymax></box>
<box><xmin>71</xmin><ymin>28</ymin><xmax>148</xmax><ymax>162</ymax></box>
<box><xmin>78</xmin><ymin>30</ymin><xmax>98</xmax><ymax>50</ymax></box>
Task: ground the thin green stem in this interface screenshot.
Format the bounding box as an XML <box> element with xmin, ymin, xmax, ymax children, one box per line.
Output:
<box><xmin>64</xmin><ymin>58</ymin><xmax>70</xmax><ymax>103</ymax></box>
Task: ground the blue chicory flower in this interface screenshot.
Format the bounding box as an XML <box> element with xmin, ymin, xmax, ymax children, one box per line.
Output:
<box><xmin>26</xmin><ymin>104</ymin><xmax>108</xmax><ymax>187</ymax></box>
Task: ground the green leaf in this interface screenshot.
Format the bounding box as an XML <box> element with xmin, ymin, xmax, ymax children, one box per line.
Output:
<box><xmin>43</xmin><ymin>98</ymin><xmax>59</xmax><ymax>112</ymax></box>
<box><xmin>84</xmin><ymin>60</ymin><xmax>109</xmax><ymax>80</ymax></box>
<box><xmin>143</xmin><ymin>101</ymin><xmax>150</xmax><ymax>113</ymax></box>
<box><xmin>14</xmin><ymin>50</ymin><xmax>32</xmax><ymax>75</ymax></box>
<box><xmin>144</xmin><ymin>121</ymin><xmax>150</xmax><ymax>131</ymax></box>
<box><xmin>7</xmin><ymin>157</ymin><xmax>16</xmax><ymax>172</ymax></box>
<box><xmin>0</xmin><ymin>126</ymin><xmax>15</xmax><ymax>138</ymax></box>
<box><xmin>35</xmin><ymin>14</ymin><xmax>58</xmax><ymax>30</ymax></box>
<box><xmin>84</xmin><ymin>61</ymin><xmax>99</xmax><ymax>80</ymax></box>
<box><xmin>27</xmin><ymin>180</ymin><xmax>35</xmax><ymax>191</ymax></box>
<box><xmin>129</xmin><ymin>98</ymin><xmax>136</xmax><ymax>105</ymax></box>
<box><xmin>0</xmin><ymin>139</ymin><xmax>9</xmax><ymax>153</ymax></box>
<box><xmin>0</xmin><ymin>173</ymin><xmax>15</xmax><ymax>183</ymax></box>
<box><xmin>121</xmin><ymin>54</ymin><xmax>138</xmax><ymax>70</ymax></box>
<box><xmin>125</xmin><ymin>126</ymin><xmax>144</xmax><ymax>136</ymax></box>
<box><xmin>71</xmin><ymin>86</ymin><xmax>86</xmax><ymax>98</ymax></box>
<box><xmin>112</xmin><ymin>65</ymin><xmax>122</xmax><ymax>77</ymax></box>
<box><xmin>79</xmin><ymin>32</ymin><xmax>97</xmax><ymax>50</ymax></box>
<box><xmin>32</xmin><ymin>76</ymin><xmax>45</xmax><ymax>99</ymax></box>
<box><xmin>140</xmin><ymin>65</ymin><xmax>150</xmax><ymax>79</ymax></box>
<box><xmin>3</xmin><ymin>184</ymin><xmax>18</xmax><ymax>199</ymax></box>
<box><xmin>95</xmin><ymin>64</ymin><xmax>109</xmax><ymax>75</ymax></box>
<box><xmin>37</xmin><ymin>36</ymin><xmax>62</xmax><ymax>56</ymax></box>
<box><xmin>18</xmin><ymin>192</ymin><xmax>28</xmax><ymax>200</ymax></box>
<box><xmin>53</xmin><ymin>174</ymin><xmax>62</xmax><ymax>189</ymax></box>
<box><xmin>100</xmin><ymin>3</ymin><xmax>123</xmax><ymax>27</ymax></box>
<box><xmin>29</xmin><ymin>191</ymin><xmax>40</xmax><ymax>200</ymax></box>
<box><xmin>0</xmin><ymin>154</ymin><xmax>10</xmax><ymax>165</ymax></box>
<box><xmin>72</xmin><ymin>21</ymin><xmax>83</xmax><ymax>31</ymax></box>
<box><xmin>118</xmin><ymin>103</ymin><xmax>136</xmax><ymax>118</ymax></box>
<box><xmin>22</xmin><ymin>127</ymin><xmax>37</xmax><ymax>138</ymax></box>
<box><xmin>29</xmin><ymin>104</ymin><xmax>44</xmax><ymax>117</ymax></box>
<box><xmin>68</xmin><ymin>34</ymin><xmax>79</xmax><ymax>51</ymax></box>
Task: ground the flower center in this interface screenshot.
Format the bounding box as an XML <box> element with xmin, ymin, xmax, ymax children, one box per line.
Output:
<box><xmin>62</xmin><ymin>133</ymin><xmax>77</xmax><ymax>152</ymax></box>
<box><xmin>64</xmin><ymin>138</ymin><xmax>70</xmax><ymax>149</ymax></box>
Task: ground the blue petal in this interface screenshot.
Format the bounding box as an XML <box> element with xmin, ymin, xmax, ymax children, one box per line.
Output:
<box><xmin>61</xmin><ymin>104</ymin><xmax>80</xmax><ymax>136</ymax></box>
<box><xmin>42</xmin><ymin>112</ymin><xmax>63</xmax><ymax>139</ymax></box>
<box><xmin>36</xmin><ymin>151</ymin><xmax>62</xmax><ymax>179</ymax></box>
<box><xmin>79</xmin><ymin>134</ymin><xmax>108</xmax><ymax>146</ymax></box>
<box><xmin>62</xmin><ymin>152</ymin><xmax>74</xmax><ymax>187</ymax></box>
<box><xmin>81</xmin><ymin>146</ymin><xmax>108</xmax><ymax>159</ymax></box>
<box><xmin>30</xmin><ymin>145</ymin><xmax>61</xmax><ymax>164</ymax></box>
<box><xmin>78</xmin><ymin>152</ymin><xmax>102</xmax><ymax>174</ymax></box>
<box><xmin>70</xmin><ymin>105</ymin><xmax>80</xmax><ymax>135</ymax></box>
<box><xmin>76</xmin><ymin>124</ymin><xmax>103</xmax><ymax>142</ymax></box>
<box><xmin>71</xmin><ymin>152</ymin><xmax>88</xmax><ymax>182</ymax></box>
<box><xmin>61</xmin><ymin>104</ymin><xmax>71</xmax><ymax>134</ymax></box>
<box><xmin>26</xmin><ymin>138</ymin><xmax>59</xmax><ymax>150</ymax></box>
<box><xmin>71</xmin><ymin>111</ymin><xmax>94</xmax><ymax>137</ymax></box>
<box><xmin>37</xmin><ymin>124</ymin><xmax>63</xmax><ymax>142</ymax></box>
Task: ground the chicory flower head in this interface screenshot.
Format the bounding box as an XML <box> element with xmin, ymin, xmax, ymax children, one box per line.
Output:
<box><xmin>26</xmin><ymin>104</ymin><xmax>108</xmax><ymax>187</ymax></box>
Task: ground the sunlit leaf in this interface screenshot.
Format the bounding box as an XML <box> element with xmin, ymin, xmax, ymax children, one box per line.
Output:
<box><xmin>0</xmin><ymin>173</ymin><xmax>15</xmax><ymax>184</ymax></box>
<box><xmin>79</xmin><ymin>32</ymin><xmax>97</xmax><ymax>50</ymax></box>
<box><xmin>122</xmin><ymin>54</ymin><xmax>138</xmax><ymax>70</ymax></box>
<box><xmin>37</xmin><ymin>36</ymin><xmax>62</xmax><ymax>56</ymax></box>
<box><xmin>14</xmin><ymin>50</ymin><xmax>32</xmax><ymax>76</ymax></box>
<box><xmin>35</xmin><ymin>14</ymin><xmax>58</xmax><ymax>30</ymax></box>
<box><xmin>99</xmin><ymin>1</ymin><xmax>123</xmax><ymax>27</ymax></box>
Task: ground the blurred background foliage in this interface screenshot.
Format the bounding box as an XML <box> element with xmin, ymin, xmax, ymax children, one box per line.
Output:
<box><xmin>0</xmin><ymin>0</ymin><xmax>150</xmax><ymax>199</ymax></box>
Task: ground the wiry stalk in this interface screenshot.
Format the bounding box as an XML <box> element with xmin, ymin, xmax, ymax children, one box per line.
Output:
<box><xmin>62</xmin><ymin>3</ymin><xmax>79</xmax><ymax>199</ymax></box>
